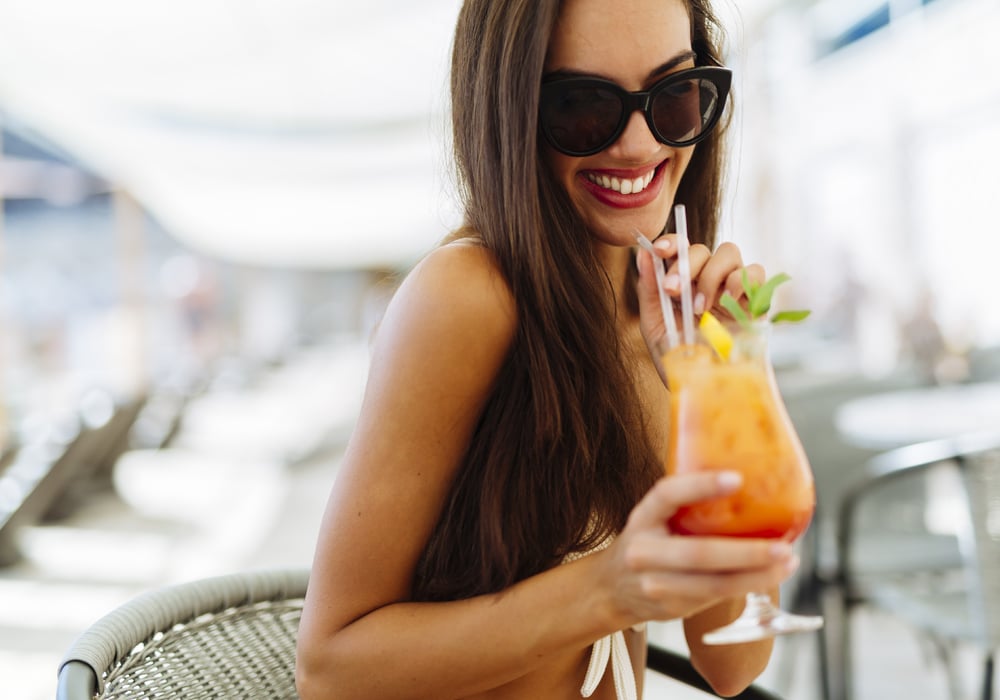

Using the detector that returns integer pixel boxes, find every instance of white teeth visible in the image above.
[586,169,656,195]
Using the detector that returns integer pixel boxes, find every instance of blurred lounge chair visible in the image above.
[821,431,1000,700]
[56,568,784,700]
[42,395,147,519]
[0,394,145,565]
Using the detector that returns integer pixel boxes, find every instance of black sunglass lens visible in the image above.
[651,78,720,144]
[542,85,623,154]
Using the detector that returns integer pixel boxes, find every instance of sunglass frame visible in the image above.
[539,66,733,157]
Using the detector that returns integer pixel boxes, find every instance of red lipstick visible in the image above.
[579,160,667,209]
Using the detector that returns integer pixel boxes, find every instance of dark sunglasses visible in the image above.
[538,66,732,157]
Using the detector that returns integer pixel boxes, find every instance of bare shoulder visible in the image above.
[300,240,518,643]
[376,240,517,368]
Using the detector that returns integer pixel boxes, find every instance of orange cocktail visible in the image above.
[662,331,814,542]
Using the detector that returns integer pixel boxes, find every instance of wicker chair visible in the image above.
[56,568,783,700]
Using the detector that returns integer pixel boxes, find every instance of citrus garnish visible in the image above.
[699,311,733,361]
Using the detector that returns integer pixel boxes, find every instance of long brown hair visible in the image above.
[412,0,731,601]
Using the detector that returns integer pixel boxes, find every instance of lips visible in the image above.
[579,160,667,209]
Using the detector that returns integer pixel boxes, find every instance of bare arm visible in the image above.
[683,589,781,697]
[295,244,621,699]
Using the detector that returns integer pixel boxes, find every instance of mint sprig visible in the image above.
[719,270,810,329]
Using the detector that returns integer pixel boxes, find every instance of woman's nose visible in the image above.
[606,109,662,160]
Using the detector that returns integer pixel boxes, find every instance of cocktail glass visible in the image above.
[662,323,823,644]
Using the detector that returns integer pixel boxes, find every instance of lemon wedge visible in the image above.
[699,311,733,360]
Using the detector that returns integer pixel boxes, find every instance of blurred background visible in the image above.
[0,0,998,698]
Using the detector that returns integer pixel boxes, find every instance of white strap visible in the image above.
[581,633,611,697]
[579,630,638,700]
[610,629,638,700]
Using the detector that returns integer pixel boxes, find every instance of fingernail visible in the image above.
[693,293,706,315]
[654,238,673,253]
[716,471,743,490]
[785,554,801,573]
[663,274,680,292]
[770,542,793,559]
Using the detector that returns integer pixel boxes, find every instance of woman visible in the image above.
[296,0,799,698]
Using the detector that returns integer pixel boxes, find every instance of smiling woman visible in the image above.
[295,1,796,699]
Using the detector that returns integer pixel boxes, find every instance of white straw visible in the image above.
[633,230,680,349]
[674,205,696,346]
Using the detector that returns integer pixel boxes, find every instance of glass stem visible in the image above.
[743,592,779,623]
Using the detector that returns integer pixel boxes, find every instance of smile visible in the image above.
[585,168,656,195]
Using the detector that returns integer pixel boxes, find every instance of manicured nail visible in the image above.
[693,292,706,315]
[654,238,673,253]
[716,471,743,490]
[663,274,680,292]
[770,542,793,559]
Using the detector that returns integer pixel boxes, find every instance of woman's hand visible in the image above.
[635,237,765,381]
[596,472,798,627]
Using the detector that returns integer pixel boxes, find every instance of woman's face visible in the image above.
[542,0,697,249]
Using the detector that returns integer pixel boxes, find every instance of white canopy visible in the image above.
[0,0,465,269]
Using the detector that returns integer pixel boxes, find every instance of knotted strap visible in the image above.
[580,628,639,700]
[563,534,640,700]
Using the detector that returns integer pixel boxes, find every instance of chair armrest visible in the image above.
[836,432,1000,586]
[55,660,99,700]
[56,568,310,696]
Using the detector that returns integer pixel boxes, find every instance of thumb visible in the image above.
[635,248,667,341]
[635,248,673,384]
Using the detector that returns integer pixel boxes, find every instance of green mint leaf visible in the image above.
[749,273,791,319]
[720,292,751,328]
[740,269,760,298]
[771,309,811,324]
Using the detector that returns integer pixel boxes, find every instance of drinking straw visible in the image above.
[634,230,680,350]
[674,205,696,346]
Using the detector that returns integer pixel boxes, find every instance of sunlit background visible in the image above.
[1,0,998,698]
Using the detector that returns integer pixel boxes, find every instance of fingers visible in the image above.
[690,242,741,314]
[648,238,762,317]
[627,473,742,531]
[714,261,764,316]
[625,473,796,581]
[635,247,668,344]
[625,530,795,574]
[610,474,801,623]
[724,261,764,298]
[632,559,797,602]
[671,242,741,315]
[634,247,661,314]
[633,236,766,382]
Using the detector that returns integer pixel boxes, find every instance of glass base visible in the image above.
[702,593,824,645]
